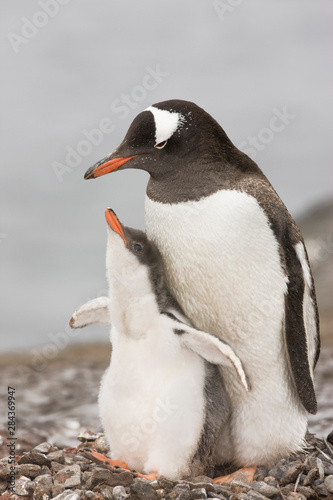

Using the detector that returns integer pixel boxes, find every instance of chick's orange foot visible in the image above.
[213,466,256,484]
[90,451,157,480]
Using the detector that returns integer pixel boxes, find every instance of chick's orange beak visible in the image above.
[85,155,138,179]
[105,209,127,247]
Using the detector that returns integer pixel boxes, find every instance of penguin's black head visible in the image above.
[105,208,163,272]
[84,99,234,182]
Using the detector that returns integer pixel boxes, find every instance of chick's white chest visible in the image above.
[99,300,206,478]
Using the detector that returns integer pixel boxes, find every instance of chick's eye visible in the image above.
[154,140,167,149]
[133,243,142,252]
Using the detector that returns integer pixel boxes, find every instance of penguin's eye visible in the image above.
[154,140,167,149]
[133,243,143,252]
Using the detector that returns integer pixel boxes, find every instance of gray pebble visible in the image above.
[324,474,333,493]
[52,482,66,497]
[94,435,110,454]
[0,464,11,481]
[33,442,54,454]
[269,460,303,486]
[15,475,35,495]
[86,467,133,489]
[286,493,306,500]
[18,450,52,468]
[250,480,279,497]
[100,486,114,499]
[188,481,215,493]
[157,475,176,489]
[168,483,192,500]
[54,464,81,489]
[130,479,158,499]
[52,491,81,500]
[253,466,268,482]
[303,467,319,486]
[113,485,130,499]
[48,450,65,463]
[33,473,53,499]
[77,430,102,442]
[314,482,329,496]
[246,491,271,500]
[0,480,7,494]
[18,463,41,479]
[190,487,207,499]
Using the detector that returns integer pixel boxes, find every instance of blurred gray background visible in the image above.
[1,0,333,352]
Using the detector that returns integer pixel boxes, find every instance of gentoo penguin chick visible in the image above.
[97,208,249,480]
[84,100,320,468]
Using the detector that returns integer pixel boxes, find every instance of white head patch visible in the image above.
[146,106,185,145]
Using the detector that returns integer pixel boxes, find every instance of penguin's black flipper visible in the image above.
[284,223,320,415]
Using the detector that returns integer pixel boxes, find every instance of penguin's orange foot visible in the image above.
[90,451,128,469]
[89,451,157,480]
[213,466,256,484]
[135,471,158,480]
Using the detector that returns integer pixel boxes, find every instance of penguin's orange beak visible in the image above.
[85,155,138,179]
[105,209,127,247]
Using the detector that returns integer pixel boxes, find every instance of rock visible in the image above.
[324,475,333,493]
[313,483,329,496]
[157,475,176,490]
[130,479,158,499]
[52,461,67,473]
[286,494,307,500]
[0,480,8,494]
[48,450,65,463]
[18,450,52,468]
[14,475,34,495]
[168,484,192,500]
[40,465,51,475]
[323,461,333,476]
[52,482,66,497]
[18,463,41,479]
[0,464,12,480]
[54,464,81,489]
[268,460,303,486]
[254,467,268,482]
[33,442,54,454]
[251,480,279,497]
[230,472,251,493]
[188,481,215,493]
[113,485,130,500]
[246,491,271,500]
[94,435,109,454]
[190,487,207,499]
[77,430,102,442]
[52,491,81,499]
[33,473,53,499]
[303,467,319,486]
[85,467,133,489]
[298,484,321,498]
[99,486,114,499]
[263,476,277,486]
[327,430,333,445]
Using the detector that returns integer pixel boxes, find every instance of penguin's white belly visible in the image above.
[145,190,307,466]
[99,328,206,479]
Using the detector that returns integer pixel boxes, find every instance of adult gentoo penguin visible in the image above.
[84,100,320,467]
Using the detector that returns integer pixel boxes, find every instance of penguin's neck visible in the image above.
[108,266,161,341]
[146,152,262,205]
